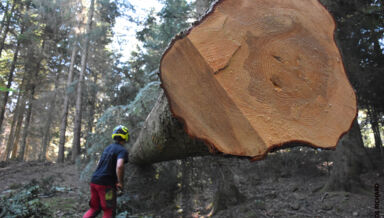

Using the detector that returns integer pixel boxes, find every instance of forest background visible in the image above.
[0,0,383,217]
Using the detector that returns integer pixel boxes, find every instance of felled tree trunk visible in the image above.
[130,0,357,163]
[129,92,210,165]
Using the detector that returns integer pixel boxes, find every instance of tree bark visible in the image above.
[194,0,213,18]
[4,92,23,160]
[85,70,98,147]
[19,40,45,161]
[160,0,357,159]
[4,74,27,160]
[0,28,23,134]
[13,99,26,160]
[15,94,27,160]
[57,44,78,163]
[129,91,210,165]
[4,77,27,161]
[324,119,371,192]
[72,0,95,162]
[208,157,245,216]
[368,107,383,157]
[4,110,18,160]
[18,84,36,161]
[40,70,60,161]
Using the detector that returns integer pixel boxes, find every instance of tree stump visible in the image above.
[159,0,357,160]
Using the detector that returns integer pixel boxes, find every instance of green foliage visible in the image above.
[0,179,52,217]
[97,0,120,25]
[0,0,137,162]
[0,86,20,92]
[129,0,193,76]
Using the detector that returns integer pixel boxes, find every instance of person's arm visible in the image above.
[116,158,125,190]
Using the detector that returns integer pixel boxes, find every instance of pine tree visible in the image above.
[72,0,95,162]
[57,44,78,163]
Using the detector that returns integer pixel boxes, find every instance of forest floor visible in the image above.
[0,161,87,217]
[0,148,383,218]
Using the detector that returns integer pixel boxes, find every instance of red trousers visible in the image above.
[83,183,116,218]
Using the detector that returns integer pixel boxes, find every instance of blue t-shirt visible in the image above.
[91,143,128,186]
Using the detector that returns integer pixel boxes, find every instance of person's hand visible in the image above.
[116,183,123,196]
[116,182,123,190]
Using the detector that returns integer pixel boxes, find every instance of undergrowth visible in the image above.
[0,178,54,217]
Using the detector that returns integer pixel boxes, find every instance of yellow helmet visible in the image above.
[112,125,129,142]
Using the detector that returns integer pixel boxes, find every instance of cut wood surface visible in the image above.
[160,0,357,159]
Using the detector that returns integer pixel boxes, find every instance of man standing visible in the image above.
[83,125,129,218]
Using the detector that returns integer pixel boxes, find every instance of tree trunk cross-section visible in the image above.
[160,0,357,159]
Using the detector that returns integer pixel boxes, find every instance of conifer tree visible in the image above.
[72,0,95,162]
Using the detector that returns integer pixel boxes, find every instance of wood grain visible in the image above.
[160,0,357,159]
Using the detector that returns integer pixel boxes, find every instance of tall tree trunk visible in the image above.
[0,29,22,133]
[40,71,60,161]
[4,93,23,160]
[12,101,26,159]
[324,119,372,192]
[14,94,27,160]
[19,85,36,161]
[0,0,15,58]
[368,107,383,157]
[4,74,27,160]
[4,110,18,160]
[5,76,27,160]
[19,40,45,161]
[9,75,25,161]
[10,126,19,159]
[57,45,78,163]
[370,29,384,157]
[208,157,245,216]
[85,71,97,147]
[72,0,95,162]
